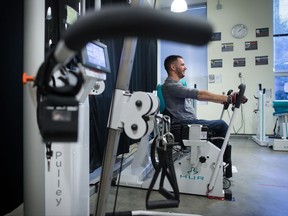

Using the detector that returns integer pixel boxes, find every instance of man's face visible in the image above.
[173,58,187,79]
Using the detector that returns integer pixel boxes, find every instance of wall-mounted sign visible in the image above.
[256,28,269,37]
[209,74,222,83]
[211,59,223,68]
[222,43,234,52]
[245,41,258,50]
[211,32,221,41]
[255,55,268,65]
[233,58,246,67]
[209,74,215,83]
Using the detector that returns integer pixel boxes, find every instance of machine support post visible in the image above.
[115,37,138,89]
[94,37,138,216]
[23,0,45,215]
[208,107,239,193]
[94,129,122,216]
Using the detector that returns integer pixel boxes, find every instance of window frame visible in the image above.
[273,0,288,100]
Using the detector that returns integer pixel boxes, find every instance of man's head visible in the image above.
[164,55,187,80]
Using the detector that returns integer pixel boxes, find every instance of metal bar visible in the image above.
[208,108,240,192]
[23,0,45,215]
[94,37,138,216]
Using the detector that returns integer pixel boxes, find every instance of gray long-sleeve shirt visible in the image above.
[162,77,198,123]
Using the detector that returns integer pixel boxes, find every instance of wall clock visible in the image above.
[231,24,248,39]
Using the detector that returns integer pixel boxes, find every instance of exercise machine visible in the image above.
[252,84,269,146]
[269,100,288,151]
[119,84,246,200]
[24,3,213,216]
[25,39,110,215]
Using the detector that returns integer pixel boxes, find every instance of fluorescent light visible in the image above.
[171,0,188,13]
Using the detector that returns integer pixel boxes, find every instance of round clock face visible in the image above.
[231,24,248,39]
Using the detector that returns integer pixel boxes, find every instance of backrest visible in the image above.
[156,79,188,114]
[156,84,166,113]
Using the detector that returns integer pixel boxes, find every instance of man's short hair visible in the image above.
[164,55,183,73]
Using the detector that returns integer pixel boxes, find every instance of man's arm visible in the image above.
[197,90,228,104]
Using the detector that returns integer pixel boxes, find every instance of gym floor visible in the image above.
[5,136,288,216]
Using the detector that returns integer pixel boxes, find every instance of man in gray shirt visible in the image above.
[162,55,247,177]
[162,55,236,146]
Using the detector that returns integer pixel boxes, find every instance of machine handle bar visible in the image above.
[235,83,246,109]
[223,89,233,110]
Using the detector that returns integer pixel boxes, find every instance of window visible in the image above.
[159,4,207,93]
[274,0,288,100]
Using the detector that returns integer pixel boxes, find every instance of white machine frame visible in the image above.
[119,127,224,197]
[270,111,288,151]
[43,65,107,215]
[252,84,269,146]
[119,105,242,199]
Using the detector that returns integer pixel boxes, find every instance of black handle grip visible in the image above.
[223,89,233,110]
[54,5,213,62]
[105,212,132,216]
[146,199,179,210]
[146,187,179,209]
[235,84,246,108]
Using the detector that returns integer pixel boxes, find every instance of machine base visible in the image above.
[270,138,288,151]
[252,135,269,146]
[224,189,233,201]
[118,141,228,199]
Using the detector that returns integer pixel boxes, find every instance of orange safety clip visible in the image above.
[22,72,34,84]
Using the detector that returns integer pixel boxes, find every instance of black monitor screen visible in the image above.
[81,41,111,73]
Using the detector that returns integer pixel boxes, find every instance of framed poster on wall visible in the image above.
[245,41,258,50]
[222,43,234,52]
[256,28,269,37]
[211,32,221,41]
[211,59,223,68]
[255,55,268,65]
[233,58,246,67]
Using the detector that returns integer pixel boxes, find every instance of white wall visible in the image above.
[188,0,273,135]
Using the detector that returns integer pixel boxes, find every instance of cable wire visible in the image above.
[112,152,125,215]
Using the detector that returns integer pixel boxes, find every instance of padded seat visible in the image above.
[273,100,288,116]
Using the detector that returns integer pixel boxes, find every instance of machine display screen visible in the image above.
[81,41,111,73]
